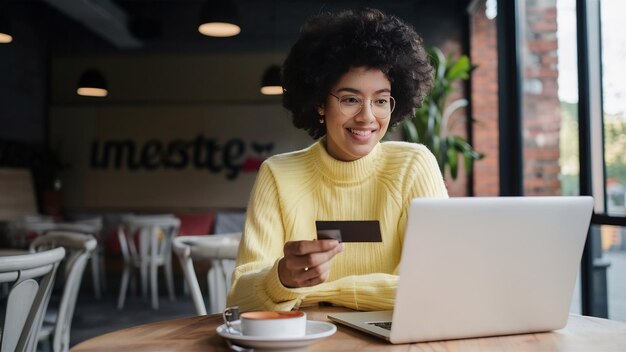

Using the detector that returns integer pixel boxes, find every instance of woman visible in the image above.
[227,8,448,312]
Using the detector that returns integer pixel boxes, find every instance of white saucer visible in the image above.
[216,320,337,349]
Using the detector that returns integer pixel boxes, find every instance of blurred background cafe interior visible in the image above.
[0,0,625,349]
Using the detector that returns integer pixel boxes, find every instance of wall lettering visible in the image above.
[90,134,274,180]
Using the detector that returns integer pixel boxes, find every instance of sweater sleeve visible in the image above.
[227,162,308,312]
[394,145,449,269]
[297,273,398,311]
[409,145,449,199]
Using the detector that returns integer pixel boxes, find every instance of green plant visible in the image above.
[401,47,484,180]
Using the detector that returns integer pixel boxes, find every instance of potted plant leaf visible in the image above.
[401,47,484,180]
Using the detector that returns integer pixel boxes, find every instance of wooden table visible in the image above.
[71,306,626,351]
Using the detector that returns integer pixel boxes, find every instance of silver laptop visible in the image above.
[328,196,594,344]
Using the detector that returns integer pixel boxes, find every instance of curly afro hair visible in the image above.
[282,8,433,139]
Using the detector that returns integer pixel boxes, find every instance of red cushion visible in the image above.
[105,212,216,255]
[106,228,122,255]
[175,212,216,236]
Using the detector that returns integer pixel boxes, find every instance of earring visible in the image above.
[319,117,325,124]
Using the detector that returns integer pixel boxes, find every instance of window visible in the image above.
[520,0,578,197]
[504,0,626,320]
[601,0,626,218]
[598,0,626,321]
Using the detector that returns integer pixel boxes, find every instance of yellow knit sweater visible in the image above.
[227,139,448,312]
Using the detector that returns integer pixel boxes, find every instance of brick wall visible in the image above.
[469,0,561,196]
[522,0,562,195]
[470,0,500,196]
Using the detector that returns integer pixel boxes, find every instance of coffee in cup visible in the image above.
[223,307,307,337]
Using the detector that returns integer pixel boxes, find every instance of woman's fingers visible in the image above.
[285,239,342,256]
[284,260,332,287]
[288,244,343,270]
[300,259,332,281]
[278,239,343,288]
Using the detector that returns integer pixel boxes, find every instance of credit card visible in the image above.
[315,220,382,242]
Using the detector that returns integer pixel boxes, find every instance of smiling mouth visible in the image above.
[348,128,374,136]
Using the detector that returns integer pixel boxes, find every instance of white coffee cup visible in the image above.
[239,311,307,337]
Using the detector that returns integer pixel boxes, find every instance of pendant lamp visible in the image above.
[0,9,13,44]
[198,0,241,37]
[260,65,282,95]
[77,69,108,97]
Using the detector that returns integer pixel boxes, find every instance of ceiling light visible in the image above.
[77,70,108,97]
[0,9,13,44]
[198,0,241,37]
[260,65,283,95]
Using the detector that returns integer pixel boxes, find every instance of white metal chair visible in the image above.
[51,218,105,299]
[10,216,105,299]
[0,247,65,352]
[117,215,180,310]
[172,233,240,315]
[30,231,97,352]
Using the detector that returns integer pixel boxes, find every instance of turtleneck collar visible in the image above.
[311,137,382,184]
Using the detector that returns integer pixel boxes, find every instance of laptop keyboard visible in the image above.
[367,321,392,330]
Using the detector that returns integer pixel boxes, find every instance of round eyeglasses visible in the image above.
[329,93,396,119]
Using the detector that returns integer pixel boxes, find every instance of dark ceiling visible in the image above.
[3,0,472,55]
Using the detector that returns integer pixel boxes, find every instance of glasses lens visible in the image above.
[371,96,395,119]
[338,95,362,117]
[334,94,395,119]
